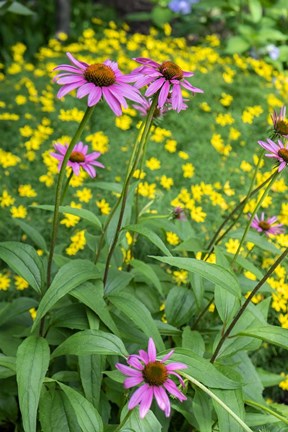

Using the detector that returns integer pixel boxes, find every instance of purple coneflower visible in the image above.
[116,338,187,418]
[53,53,143,116]
[271,106,288,139]
[132,58,203,112]
[51,141,104,178]
[250,212,284,236]
[133,93,188,118]
[258,138,288,172]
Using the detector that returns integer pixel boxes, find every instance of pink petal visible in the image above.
[88,87,102,107]
[181,79,204,93]
[83,164,96,178]
[102,87,122,116]
[115,363,143,377]
[66,52,88,70]
[139,386,153,418]
[171,84,183,112]
[128,384,147,409]
[165,362,187,371]
[147,338,157,362]
[145,78,166,97]
[57,76,85,85]
[161,350,174,362]
[127,356,144,370]
[57,82,82,99]
[164,378,187,401]
[158,81,170,107]
[153,386,171,416]
[124,376,144,389]
[77,82,96,99]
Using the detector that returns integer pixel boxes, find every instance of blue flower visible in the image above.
[168,0,199,15]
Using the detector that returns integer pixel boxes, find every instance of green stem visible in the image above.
[103,96,158,286]
[60,169,73,205]
[94,123,147,265]
[231,170,279,266]
[182,372,253,432]
[245,399,288,425]
[114,408,133,432]
[210,245,288,363]
[205,153,270,258]
[46,106,95,289]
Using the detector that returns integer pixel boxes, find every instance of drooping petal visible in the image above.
[128,384,147,409]
[158,81,170,107]
[88,87,102,107]
[145,77,166,97]
[164,378,187,401]
[82,163,96,178]
[77,82,96,99]
[165,362,188,371]
[102,87,122,116]
[66,52,88,70]
[139,386,154,418]
[127,356,144,370]
[153,386,171,416]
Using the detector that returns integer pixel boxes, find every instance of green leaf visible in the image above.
[151,256,241,297]
[16,336,50,432]
[8,1,34,15]
[213,386,245,432]
[257,368,283,388]
[79,355,105,409]
[182,327,205,357]
[193,389,213,432]
[0,241,44,294]
[58,382,103,432]
[51,330,128,358]
[169,348,239,389]
[13,219,47,251]
[225,36,250,54]
[248,0,262,22]
[120,404,162,432]
[238,325,288,349]
[151,5,173,27]
[32,260,100,331]
[127,224,172,256]
[130,259,163,296]
[108,291,165,351]
[39,386,81,432]
[173,236,204,253]
[33,205,102,230]
[165,286,195,327]
[0,297,37,326]
[70,281,120,336]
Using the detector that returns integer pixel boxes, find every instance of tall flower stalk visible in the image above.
[46,106,95,288]
[102,96,159,285]
[231,169,279,266]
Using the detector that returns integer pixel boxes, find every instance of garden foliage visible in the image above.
[0,18,288,432]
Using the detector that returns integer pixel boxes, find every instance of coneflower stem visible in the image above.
[210,246,288,363]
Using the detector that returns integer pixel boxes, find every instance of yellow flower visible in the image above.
[225,238,242,254]
[182,162,195,178]
[199,102,211,112]
[137,182,156,199]
[220,93,233,107]
[215,113,234,126]
[115,114,132,130]
[0,273,10,291]
[75,187,93,203]
[245,291,263,304]
[60,201,81,228]
[0,149,20,168]
[240,161,252,172]
[244,271,257,281]
[173,270,188,285]
[166,231,180,246]
[165,139,177,153]
[86,131,109,153]
[160,175,174,190]
[279,373,288,391]
[58,108,84,122]
[18,184,37,198]
[133,169,146,179]
[229,127,241,141]
[15,95,27,105]
[0,190,15,207]
[178,151,189,160]
[190,206,206,223]
[66,230,86,255]
[96,199,111,215]
[11,205,27,219]
[14,275,29,290]
[146,157,161,170]
[29,308,37,320]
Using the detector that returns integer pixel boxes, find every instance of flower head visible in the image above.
[171,206,187,220]
[169,0,199,14]
[258,138,288,172]
[133,93,188,119]
[116,338,187,418]
[132,58,203,112]
[51,141,104,178]
[54,53,143,116]
[250,212,284,236]
[271,106,288,139]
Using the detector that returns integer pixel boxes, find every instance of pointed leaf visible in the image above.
[51,330,128,358]
[130,259,163,296]
[238,325,288,349]
[13,219,47,251]
[58,382,103,432]
[151,256,241,297]
[0,241,44,294]
[33,205,102,230]
[32,260,100,331]
[109,291,165,351]
[126,224,172,256]
[16,336,50,432]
